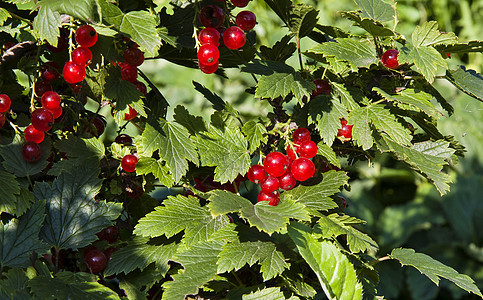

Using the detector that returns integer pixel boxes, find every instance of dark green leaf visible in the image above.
[373,87,439,117]
[316,142,341,168]
[173,105,207,135]
[242,120,268,153]
[193,81,226,111]
[309,96,348,146]
[49,137,104,176]
[263,0,292,25]
[119,10,161,55]
[289,4,318,39]
[342,11,395,36]
[135,157,174,188]
[259,35,297,62]
[436,40,483,53]
[256,71,314,104]
[242,287,292,300]
[0,171,20,215]
[445,66,483,102]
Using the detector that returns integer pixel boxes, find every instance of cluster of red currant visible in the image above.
[63,25,97,84]
[247,128,317,206]
[197,0,256,74]
[83,225,120,274]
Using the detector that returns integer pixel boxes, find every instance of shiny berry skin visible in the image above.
[299,140,317,158]
[51,106,63,119]
[84,247,107,273]
[0,114,5,129]
[133,80,147,95]
[75,25,98,47]
[34,81,52,99]
[292,128,311,143]
[291,158,315,181]
[124,106,138,121]
[247,164,267,184]
[312,79,331,97]
[198,44,219,66]
[63,61,86,83]
[0,94,11,113]
[24,125,45,144]
[90,117,105,137]
[199,5,224,28]
[260,176,280,194]
[381,49,399,69]
[236,11,256,31]
[121,64,137,82]
[337,119,353,140]
[257,190,279,204]
[286,143,300,160]
[199,61,219,74]
[268,196,280,206]
[123,48,144,66]
[97,226,119,243]
[114,134,133,145]
[40,91,61,110]
[22,142,42,162]
[71,47,92,68]
[121,154,138,172]
[198,28,221,47]
[31,108,54,132]
[40,62,60,82]
[264,152,289,177]
[278,172,296,190]
[231,0,250,7]
[223,26,246,50]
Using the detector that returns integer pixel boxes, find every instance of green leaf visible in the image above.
[373,87,439,117]
[162,240,224,300]
[134,195,229,246]
[445,66,483,102]
[390,248,482,297]
[350,104,412,150]
[309,97,348,146]
[33,3,60,46]
[310,38,378,71]
[436,40,483,53]
[288,222,363,300]
[259,35,297,62]
[282,170,348,215]
[412,21,458,47]
[40,0,100,23]
[98,0,123,26]
[0,201,47,268]
[49,137,104,176]
[242,287,293,300]
[135,157,174,188]
[0,8,10,25]
[314,214,378,253]
[14,188,35,217]
[256,71,315,104]
[194,125,250,184]
[35,166,122,250]
[0,171,20,215]
[289,4,318,39]
[193,81,226,111]
[0,268,30,297]
[242,121,268,153]
[119,10,161,56]
[173,105,207,135]
[316,142,341,168]
[399,45,447,83]
[330,82,360,111]
[354,0,394,22]
[0,135,51,177]
[342,11,395,37]
[105,237,177,276]
[375,135,455,195]
[263,0,292,26]
[110,142,131,160]
[217,241,289,281]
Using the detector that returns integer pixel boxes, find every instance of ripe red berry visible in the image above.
[299,140,317,158]
[97,226,119,244]
[199,61,219,74]
[278,172,296,190]
[198,44,220,66]
[292,128,311,143]
[124,106,138,121]
[71,47,93,68]
[121,154,138,172]
[291,158,315,181]
[31,108,54,132]
[63,61,86,83]
[286,143,300,160]
[24,125,45,144]
[0,94,11,113]
[132,80,147,95]
[312,79,331,97]
[84,247,107,273]
[260,176,280,194]
[257,190,279,203]
[34,80,52,99]
[51,106,63,120]
[114,134,133,145]
[40,91,61,110]
[223,26,246,50]
[0,114,5,129]
[381,49,399,69]
[40,62,60,82]
[231,0,250,7]
[337,119,353,140]
[89,117,105,137]
[75,25,98,48]
[264,152,289,177]
[123,47,144,66]
[236,11,256,31]
[121,64,137,82]
[198,28,221,46]
[247,164,267,184]
[104,247,118,261]
[199,5,224,28]
[22,141,42,162]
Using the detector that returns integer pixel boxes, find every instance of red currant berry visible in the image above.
[235,11,256,31]
[199,5,224,28]
[121,154,138,172]
[381,49,399,69]
[114,134,133,145]
[97,226,119,244]
[84,247,107,273]
[260,176,280,194]
[51,106,63,119]
[63,61,86,83]
[40,91,61,110]
[34,80,52,99]
[89,117,105,137]
[299,140,317,158]
[198,28,221,47]
[268,196,280,206]
[223,26,246,50]
[286,143,300,160]
[312,79,331,97]
[133,80,147,95]
[22,141,42,162]
[123,47,144,66]
[104,247,118,260]
[247,164,267,184]
[0,113,5,129]
[71,47,93,68]
[124,106,138,121]
[24,125,45,144]
[199,61,219,74]
[292,128,311,143]
[337,119,353,140]
[0,94,11,113]
[75,25,98,48]
[198,44,220,66]
[264,152,289,177]
[231,0,250,7]
[257,190,279,203]
[40,62,60,82]
[121,64,137,82]
[31,108,54,132]
[278,172,296,190]
[291,158,315,182]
